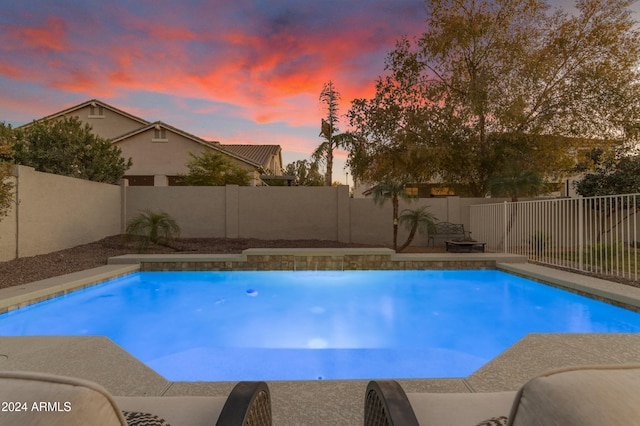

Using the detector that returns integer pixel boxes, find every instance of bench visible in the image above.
[428,222,471,247]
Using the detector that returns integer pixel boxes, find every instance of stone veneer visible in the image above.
[136,248,513,272]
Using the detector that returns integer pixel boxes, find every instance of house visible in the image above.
[354,135,605,199]
[19,99,285,186]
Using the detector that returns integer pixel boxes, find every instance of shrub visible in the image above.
[126,209,180,251]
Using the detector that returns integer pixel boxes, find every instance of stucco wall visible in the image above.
[124,185,352,241]
[237,186,349,241]
[116,131,264,186]
[125,186,227,238]
[116,130,210,176]
[69,105,146,140]
[349,197,471,246]
[123,186,470,247]
[0,175,17,261]
[0,166,122,261]
[2,174,491,262]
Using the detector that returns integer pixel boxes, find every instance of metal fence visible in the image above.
[470,194,640,281]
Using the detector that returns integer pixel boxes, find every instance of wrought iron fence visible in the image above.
[470,194,640,281]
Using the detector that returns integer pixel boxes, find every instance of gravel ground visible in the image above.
[1,235,637,290]
[0,235,384,289]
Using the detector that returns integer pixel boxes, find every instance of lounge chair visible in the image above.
[0,371,271,426]
[364,364,640,426]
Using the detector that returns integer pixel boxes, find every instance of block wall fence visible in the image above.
[0,166,501,262]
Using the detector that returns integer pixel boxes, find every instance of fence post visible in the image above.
[336,185,351,243]
[13,166,20,260]
[578,196,584,271]
[635,195,638,281]
[503,201,508,253]
[120,178,128,235]
[225,185,240,238]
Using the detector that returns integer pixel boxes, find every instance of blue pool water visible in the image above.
[1,270,640,381]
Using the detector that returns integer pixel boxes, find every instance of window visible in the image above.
[168,176,187,186]
[152,127,167,141]
[124,175,154,186]
[405,187,419,197]
[88,104,104,118]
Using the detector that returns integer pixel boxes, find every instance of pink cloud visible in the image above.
[0,63,24,80]
[1,0,427,162]
[2,16,67,52]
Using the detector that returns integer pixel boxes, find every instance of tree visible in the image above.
[284,160,324,186]
[179,150,251,186]
[575,152,640,197]
[372,179,415,251]
[488,163,545,202]
[0,123,15,220]
[14,116,131,184]
[397,206,438,252]
[313,81,355,186]
[349,0,640,196]
[126,209,181,251]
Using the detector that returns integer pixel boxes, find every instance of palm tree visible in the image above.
[397,206,438,252]
[313,81,357,186]
[126,209,180,251]
[372,179,414,251]
[312,128,355,186]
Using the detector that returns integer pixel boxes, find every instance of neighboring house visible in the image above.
[359,182,455,199]
[354,137,603,199]
[223,144,282,175]
[19,99,285,186]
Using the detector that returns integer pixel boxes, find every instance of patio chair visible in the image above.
[0,371,271,426]
[364,364,640,426]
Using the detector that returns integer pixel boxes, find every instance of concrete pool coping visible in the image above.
[1,251,639,425]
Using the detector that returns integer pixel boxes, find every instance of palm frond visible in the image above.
[125,209,180,251]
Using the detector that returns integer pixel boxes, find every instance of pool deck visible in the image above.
[1,252,640,425]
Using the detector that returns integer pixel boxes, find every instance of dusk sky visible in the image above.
[1,0,638,184]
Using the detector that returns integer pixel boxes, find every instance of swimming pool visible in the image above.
[1,270,639,381]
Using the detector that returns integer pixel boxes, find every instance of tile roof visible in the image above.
[112,122,262,168]
[17,99,149,129]
[20,99,281,171]
[222,144,281,168]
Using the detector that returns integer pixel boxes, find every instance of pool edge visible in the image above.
[497,262,640,311]
[1,253,640,425]
[0,264,140,314]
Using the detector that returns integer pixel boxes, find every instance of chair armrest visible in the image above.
[216,381,272,426]
[364,380,419,426]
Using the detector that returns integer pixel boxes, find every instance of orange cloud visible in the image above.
[0,63,24,80]
[1,0,428,158]
[4,16,67,52]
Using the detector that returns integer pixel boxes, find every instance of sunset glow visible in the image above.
[1,0,637,180]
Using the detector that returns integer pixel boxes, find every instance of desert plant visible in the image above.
[397,206,438,252]
[126,209,180,251]
[372,179,416,251]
